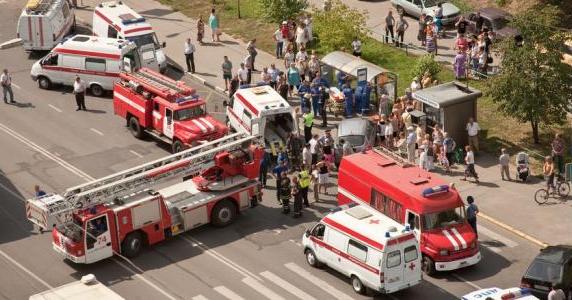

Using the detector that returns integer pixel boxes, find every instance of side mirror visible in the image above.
[305,229,311,237]
[162,41,166,48]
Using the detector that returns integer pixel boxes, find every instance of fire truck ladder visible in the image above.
[51,132,258,221]
[129,68,187,97]
[373,146,412,167]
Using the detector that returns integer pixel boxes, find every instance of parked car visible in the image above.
[463,7,520,40]
[390,0,460,25]
[520,245,572,299]
[334,118,375,166]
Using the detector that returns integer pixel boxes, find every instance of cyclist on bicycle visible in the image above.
[543,156,555,192]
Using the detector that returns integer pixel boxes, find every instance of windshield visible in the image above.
[174,104,206,121]
[422,206,465,230]
[342,135,365,147]
[57,216,84,243]
[526,260,563,282]
[126,33,160,49]
[424,0,439,7]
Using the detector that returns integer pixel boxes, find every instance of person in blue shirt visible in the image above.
[312,71,330,89]
[336,71,348,90]
[466,196,479,237]
[259,150,271,187]
[310,83,321,117]
[362,82,372,115]
[34,185,46,198]
[342,84,354,117]
[297,81,311,110]
[354,84,364,116]
[276,150,289,172]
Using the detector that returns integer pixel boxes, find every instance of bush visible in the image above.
[312,0,369,52]
[257,0,308,23]
[411,54,441,80]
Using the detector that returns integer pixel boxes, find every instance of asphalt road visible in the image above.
[0,0,550,299]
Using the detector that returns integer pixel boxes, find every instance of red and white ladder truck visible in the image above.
[25,132,264,264]
[113,67,228,153]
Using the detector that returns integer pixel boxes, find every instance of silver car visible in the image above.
[334,118,375,166]
[391,0,461,25]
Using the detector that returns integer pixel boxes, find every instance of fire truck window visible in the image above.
[404,246,418,263]
[348,240,368,262]
[85,58,106,72]
[166,109,173,123]
[311,224,325,239]
[386,250,401,268]
[108,26,118,39]
[86,216,108,249]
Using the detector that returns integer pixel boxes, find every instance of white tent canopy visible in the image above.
[321,51,393,82]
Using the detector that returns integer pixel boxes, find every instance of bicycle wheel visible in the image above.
[557,182,571,198]
[534,189,549,204]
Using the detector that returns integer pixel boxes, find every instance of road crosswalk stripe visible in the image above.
[192,295,209,300]
[214,286,245,300]
[242,277,285,300]
[260,271,317,300]
[285,262,355,300]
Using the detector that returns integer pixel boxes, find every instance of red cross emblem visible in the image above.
[369,219,380,224]
[409,262,415,270]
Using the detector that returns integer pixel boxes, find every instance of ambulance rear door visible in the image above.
[381,242,405,292]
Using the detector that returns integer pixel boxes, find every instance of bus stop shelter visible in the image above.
[320,51,398,110]
[412,82,482,146]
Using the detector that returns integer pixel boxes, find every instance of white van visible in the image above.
[302,204,422,295]
[30,35,140,96]
[227,85,298,155]
[17,0,76,51]
[93,1,166,72]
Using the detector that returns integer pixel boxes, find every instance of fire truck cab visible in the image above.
[113,68,228,153]
[337,149,481,275]
[93,1,166,72]
[303,204,422,295]
[227,85,298,154]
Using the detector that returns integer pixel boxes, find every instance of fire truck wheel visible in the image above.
[38,76,52,90]
[128,117,144,139]
[304,249,322,268]
[172,140,185,153]
[211,200,236,227]
[90,84,105,97]
[422,255,436,276]
[121,232,143,258]
[351,275,367,295]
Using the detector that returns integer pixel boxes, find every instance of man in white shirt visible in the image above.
[466,117,481,152]
[309,134,319,165]
[1,69,14,104]
[302,143,312,170]
[406,126,417,163]
[548,286,566,300]
[73,76,86,111]
[184,38,196,73]
[243,54,253,84]
[273,27,284,59]
[351,37,362,57]
[237,63,248,86]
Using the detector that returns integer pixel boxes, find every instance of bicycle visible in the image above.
[534,175,571,204]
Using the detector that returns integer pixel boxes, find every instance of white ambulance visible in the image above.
[302,204,422,295]
[227,85,298,154]
[30,35,140,96]
[92,1,166,72]
[17,0,76,51]
[462,287,539,300]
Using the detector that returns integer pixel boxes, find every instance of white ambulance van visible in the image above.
[30,35,140,96]
[17,0,76,51]
[92,1,166,72]
[462,287,539,300]
[302,204,422,295]
[227,85,298,155]
[30,274,124,300]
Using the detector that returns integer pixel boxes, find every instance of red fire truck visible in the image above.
[337,147,481,275]
[113,68,228,153]
[25,133,263,264]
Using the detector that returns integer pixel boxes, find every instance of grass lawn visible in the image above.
[160,0,568,170]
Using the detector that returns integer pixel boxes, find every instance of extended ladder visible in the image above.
[373,146,411,167]
[121,68,192,101]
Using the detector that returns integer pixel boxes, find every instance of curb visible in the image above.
[0,38,22,50]
[479,212,549,248]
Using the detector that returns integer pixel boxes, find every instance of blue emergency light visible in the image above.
[176,94,200,104]
[422,185,449,197]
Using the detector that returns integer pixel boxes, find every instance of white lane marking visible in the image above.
[182,235,263,281]
[288,239,302,247]
[284,263,354,300]
[242,277,285,300]
[214,286,245,300]
[478,225,518,248]
[192,295,209,300]
[0,122,179,299]
[11,83,21,90]
[129,150,144,158]
[451,227,467,249]
[260,271,317,300]
[48,104,62,113]
[451,273,482,290]
[90,128,104,136]
[442,229,460,251]
[0,250,52,289]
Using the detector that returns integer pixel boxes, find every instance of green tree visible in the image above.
[313,0,369,52]
[485,5,572,143]
[411,54,441,82]
[258,0,308,23]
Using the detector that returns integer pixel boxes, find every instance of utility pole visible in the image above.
[237,0,241,19]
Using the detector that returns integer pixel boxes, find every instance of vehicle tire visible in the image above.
[422,255,436,276]
[396,6,405,16]
[172,140,185,153]
[128,116,144,139]
[121,231,143,258]
[534,189,549,205]
[90,84,105,97]
[305,249,322,268]
[351,275,367,295]
[38,76,52,90]
[211,199,237,227]
[557,182,570,198]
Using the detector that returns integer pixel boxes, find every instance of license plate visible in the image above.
[535,285,549,291]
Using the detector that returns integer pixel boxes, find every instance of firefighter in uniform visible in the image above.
[291,176,302,218]
[287,132,303,171]
[298,167,311,207]
[279,176,292,214]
